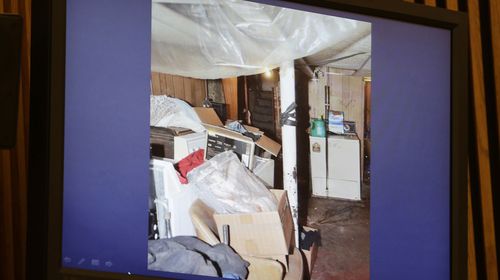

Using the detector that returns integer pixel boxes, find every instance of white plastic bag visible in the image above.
[150,95,205,132]
[187,151,278,214]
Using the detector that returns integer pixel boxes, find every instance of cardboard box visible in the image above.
[301,226,319,275]
[193,107,281,170]
[213,189,294,258]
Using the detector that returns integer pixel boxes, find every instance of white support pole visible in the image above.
[279,60,299,246]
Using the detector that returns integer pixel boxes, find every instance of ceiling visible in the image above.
[151,0,371,79]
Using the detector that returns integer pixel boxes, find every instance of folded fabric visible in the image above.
[225,121,248,134]
[176,149,205,184]
[148,236,249,279]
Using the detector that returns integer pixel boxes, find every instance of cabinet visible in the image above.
[309,135,361,200]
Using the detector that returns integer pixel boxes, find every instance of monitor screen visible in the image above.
[59,0,457,279]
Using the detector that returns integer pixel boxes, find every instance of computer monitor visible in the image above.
[28,0,468,279]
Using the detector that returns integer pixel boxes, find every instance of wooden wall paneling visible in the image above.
[151,72,161,95]
[222,77,238,120]
[0,1,30,280]
[469,167,478,280]
[156,72,165,95]
[13,4,29,276]
[201,79,208,106]
[326,72,365,181]
[172,75,185,100]
[164,73,173,96]
[341,76,349,117]
[350,76,365,142]
[19,0,30,146]
[14,85,27,280]
[183,77,194,105]
[1,150,15,280]
[364,81,371,132]
[193,79,205,106]
[10,0,19,11]
[468,0,499,279]
[424,0,437,6]
[363,81,371,171]
[327,73,365,141]
[490,0,500,149]
[151,72,209,107]
[446,0,459,10]
[307,66,328,119]
[159,72,167,95]
[328,72,342,113]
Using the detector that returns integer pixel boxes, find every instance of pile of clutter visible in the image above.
[148,95,318,279]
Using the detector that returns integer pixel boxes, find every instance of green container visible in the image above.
[311,118,326,137]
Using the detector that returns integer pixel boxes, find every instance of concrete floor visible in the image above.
[305,186,370,280]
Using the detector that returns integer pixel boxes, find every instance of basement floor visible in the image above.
[305,186,370,280]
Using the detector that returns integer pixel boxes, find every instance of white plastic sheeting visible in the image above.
[150,95,205,132]
[152,0,371,79]
[188,151,278,214]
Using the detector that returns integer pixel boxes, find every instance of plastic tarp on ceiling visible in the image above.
[152,0,371,79]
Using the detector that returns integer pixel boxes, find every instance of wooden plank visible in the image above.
[172,75,185,100]
[193,79,205,107]
[329,74,343,112]
[150,72,156,94]
[158,72,166,95]
[468,0,499,279]
[490,0,500,152]
[200,79,207,106]
[424,0,437,6]
[0,1,30,280]
[19,0,31,149]
[446,0,459,10]
[158,73,165,95]
[151,72,161,95]
[165,73,174,97]
[14,78,27,280]
[10,0,19,12]
[1,150,15,280]
[183,77,194,105]
[468,167,478,280]
[222,77,238,120]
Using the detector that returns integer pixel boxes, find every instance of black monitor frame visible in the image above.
[27,0,468,279]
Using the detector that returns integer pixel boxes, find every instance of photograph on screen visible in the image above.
[147,1,371,279]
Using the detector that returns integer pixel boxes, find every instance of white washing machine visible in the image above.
[309,135,361,200]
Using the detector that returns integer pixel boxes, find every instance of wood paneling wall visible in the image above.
[308,68,366,178]
[0,1,30,280]
[221,77,238,120]
[151,72,207,107]
[326,72,365,145]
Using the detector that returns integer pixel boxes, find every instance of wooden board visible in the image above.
[468,0,498,279]
[151,72,207,106]
[222,77,238,120]
[0,1,31,280]
[490,0,500,152]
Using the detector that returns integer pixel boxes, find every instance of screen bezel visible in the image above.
[27,0,468,279]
